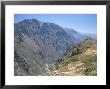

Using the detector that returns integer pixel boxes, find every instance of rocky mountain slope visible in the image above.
[52,38,97,76]
[64,28,87,44]
[14,19,74,75]
[14,19,96,76]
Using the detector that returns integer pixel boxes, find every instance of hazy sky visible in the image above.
[14,14,97,34]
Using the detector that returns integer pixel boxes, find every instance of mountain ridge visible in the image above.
[14,18,96,76]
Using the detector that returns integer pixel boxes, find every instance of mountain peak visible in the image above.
[14,18,97,76]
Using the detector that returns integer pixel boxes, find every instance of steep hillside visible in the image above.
[64,28,97,44]
[52,38,97,76]
[14,18,97,76]
[64,28,87,44]
[14,19,74,76]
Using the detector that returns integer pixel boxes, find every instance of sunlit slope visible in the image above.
[52,38,97,76]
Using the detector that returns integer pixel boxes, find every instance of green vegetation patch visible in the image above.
[80,54,97,62]
[62,55,79,66]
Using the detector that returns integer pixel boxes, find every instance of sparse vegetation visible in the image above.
[52,38,97,76]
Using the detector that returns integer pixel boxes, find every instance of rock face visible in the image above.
[14,19,74,76]
[14,19,96,76]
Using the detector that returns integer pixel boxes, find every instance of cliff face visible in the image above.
[14,19,74,75]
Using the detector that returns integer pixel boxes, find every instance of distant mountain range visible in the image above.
[64,28,96,44]
[14,19,96,76]
[81,32,97,40]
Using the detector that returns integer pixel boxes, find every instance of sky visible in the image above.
[14,14,97,34]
